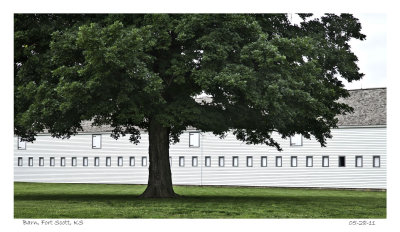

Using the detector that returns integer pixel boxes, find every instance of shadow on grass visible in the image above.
[14,193,383,204]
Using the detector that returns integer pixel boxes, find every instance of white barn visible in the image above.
[14,88,386,189]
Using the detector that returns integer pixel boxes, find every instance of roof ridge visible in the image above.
[347,87,387,91]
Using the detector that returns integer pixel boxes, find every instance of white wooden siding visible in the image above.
[14,127,386,189]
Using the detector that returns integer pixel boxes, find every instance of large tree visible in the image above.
[14,14,365,197]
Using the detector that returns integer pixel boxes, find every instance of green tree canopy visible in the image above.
[14,14,365,197]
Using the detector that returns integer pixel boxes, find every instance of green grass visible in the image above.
[14,182,386,218]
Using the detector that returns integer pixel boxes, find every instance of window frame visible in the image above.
[106,156,111,166]
[94,157,100,167]
[189,132,200,148]
[246,156,253,167]
[18,157,23,166]
[192,156,198,167]
[60,157,65,167]
[276,156,282,167]
[355,156,363,167]
[232,156,239,167]
[83,157,89,166]
[129,157,135,167]
[71,157,77,166]
[39,157,44,166]
[17,136,26,150]
[322,156,329,167]
[142,156,147,167]
[50,157,55,166]
[179,156,185,167]
[306,156,313,167]
[117,156,123,166]
[92,134,102,149]
[290,134,303,146]
[261,156,267,167]
[28,157,33,166]
[338,156,346,167]
[291,156,297,167]
[218,156,225,167]
[205,156,211,167]
[373,156,381,168]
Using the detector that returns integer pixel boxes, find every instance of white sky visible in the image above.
[345,13,387,89]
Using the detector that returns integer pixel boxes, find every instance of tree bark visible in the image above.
[139,119,179,198]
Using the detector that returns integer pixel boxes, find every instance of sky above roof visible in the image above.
[345,13,387,90]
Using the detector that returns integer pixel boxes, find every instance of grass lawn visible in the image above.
[14,182,386,218]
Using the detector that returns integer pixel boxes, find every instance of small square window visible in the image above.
[205,156,211,167]
[192,156,198,167]
[179,156,185,167]
[232,156,239,167]
[18,157,23,166]
[72,157,77,166]
[60,157,65,167]
[39,157,44,166]
[339,156,346,167]
[246,156,253,167]
[94,157,100,166]
[189,132,200,148]
[291,156,297,167]
[219,156,225,167]
[28,157,33,166]
[276,156,282,167]
[169,157,172,166]
[117,157,123,166]
[306,156,313,167]
[261,156,267,167]
[106,157,111,166]
[355,156,363,167]
[129,157,135,166]
[322,156,329,167]
[83,157,89,166]
[373,156,380,167]
[142,157,147,166]
[17,137,26,150]
[290,134,302,146]
[50,157,55,166]
[92,134,102,149]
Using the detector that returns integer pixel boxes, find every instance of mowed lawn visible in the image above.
[14,182,386,218]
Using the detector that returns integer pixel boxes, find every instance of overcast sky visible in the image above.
[345,13,387,90]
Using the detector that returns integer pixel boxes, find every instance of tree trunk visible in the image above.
[139,119,179,198]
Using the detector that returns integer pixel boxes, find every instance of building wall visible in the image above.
[14,126,386,189]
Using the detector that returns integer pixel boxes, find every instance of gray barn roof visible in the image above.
[336,87,386,127]
[79,121,115,133]
[79,88,386,132]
